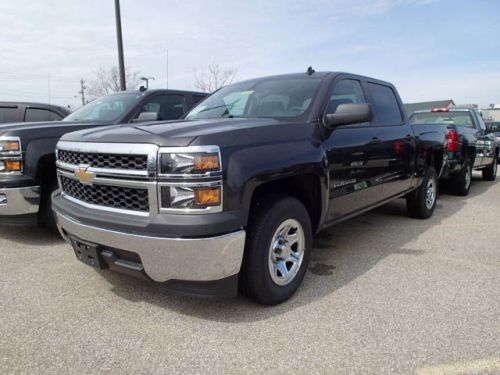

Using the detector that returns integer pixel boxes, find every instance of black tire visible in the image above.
[450,159,472,196]
[406,166,438,219]
[240,195,312,305]
[38,178,59,233]
[482,157,497,181]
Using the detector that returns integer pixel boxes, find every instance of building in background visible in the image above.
[404,99,456,116]
[481,104,500,122]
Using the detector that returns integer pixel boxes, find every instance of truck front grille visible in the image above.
[60,176,149,212]
[58,150,148,171]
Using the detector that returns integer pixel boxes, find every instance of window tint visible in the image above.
[137,95,187,121]
[0,107,18,123]
[326,79,366,114]
[25,108,62,122]
[192,95,206,105]
[367,83,402,125]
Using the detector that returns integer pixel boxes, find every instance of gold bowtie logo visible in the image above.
[74,165,95,184]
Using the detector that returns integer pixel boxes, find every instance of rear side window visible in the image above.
[136,95,187,121]
[367,83,402,125]
[25,108,62,122]
[0,107,18,123]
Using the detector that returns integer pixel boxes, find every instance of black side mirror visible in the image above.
[133,111,160,123]
[323,103,373,129]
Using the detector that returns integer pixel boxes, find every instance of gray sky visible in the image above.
[1,0,499,109]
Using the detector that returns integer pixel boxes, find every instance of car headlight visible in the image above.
[157,146,222,213]
[0,137,22,174]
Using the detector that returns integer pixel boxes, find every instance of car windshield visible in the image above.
[409,111,474,127]
[185,77,322,120]
[63,93,142,122]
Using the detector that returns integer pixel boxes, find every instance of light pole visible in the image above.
[140,76,155,90]
[114,0,126,91]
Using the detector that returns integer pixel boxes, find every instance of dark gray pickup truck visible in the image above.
[410,108,498,195]
[53,72,447,305]
[0,89,206,230]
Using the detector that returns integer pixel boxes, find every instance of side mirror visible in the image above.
[323,103,373,129]
[133,111,159,123]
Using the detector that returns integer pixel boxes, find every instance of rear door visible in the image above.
[0,105,21,123]
[365,82,416,199]
[324,77,383,222]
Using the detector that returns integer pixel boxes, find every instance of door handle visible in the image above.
[370,137,382,144]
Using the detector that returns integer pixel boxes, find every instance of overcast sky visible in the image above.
[0,0,498,109]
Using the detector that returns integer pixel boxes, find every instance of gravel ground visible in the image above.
[1,173,499,375]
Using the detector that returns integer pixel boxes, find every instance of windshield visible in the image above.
[409,111,474,128]
[185,77,322,120]
[64,93,142,122]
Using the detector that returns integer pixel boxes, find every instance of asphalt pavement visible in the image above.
[1,173,499,374]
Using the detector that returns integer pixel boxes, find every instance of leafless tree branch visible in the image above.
[193,64,237,93]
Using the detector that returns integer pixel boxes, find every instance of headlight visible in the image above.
[0,137,22,174]
[159,146,221,175]
[160,185,222,209]
[157,145,222,213]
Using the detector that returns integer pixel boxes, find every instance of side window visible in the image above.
[474,111,487,131]
[0,106,18,123]
[367,83,403,125]
[25,108,62,122]
[136,95,187,121]
[192,95,206,105]
[326,79,366,115]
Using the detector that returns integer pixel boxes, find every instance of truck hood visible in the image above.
[60,118,296,147]
[0,120,109,134]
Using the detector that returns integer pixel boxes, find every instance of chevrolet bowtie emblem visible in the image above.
[74,165,95,185]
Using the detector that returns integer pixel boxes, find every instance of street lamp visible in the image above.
[140,76,155,90]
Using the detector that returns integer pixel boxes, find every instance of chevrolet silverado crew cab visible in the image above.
[410,108,498,196]
[53,72,447,305]
[0,89,206,230]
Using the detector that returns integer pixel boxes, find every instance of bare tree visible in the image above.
[87,66,141,97]
[193,64,237,93]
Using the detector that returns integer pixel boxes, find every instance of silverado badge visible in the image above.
[74,165,95,185]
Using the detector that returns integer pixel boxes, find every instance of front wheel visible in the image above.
[482,157,497,181]
[406,166,438,219]
[38,179,59,234]
[240,195,312,305]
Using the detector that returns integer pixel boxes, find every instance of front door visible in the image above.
[324,78,383,222]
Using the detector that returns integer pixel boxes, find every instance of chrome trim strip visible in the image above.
[60,193,150,217]
[57,141,158,155]
[58,169,156,189]
[56,161,150,178]
[55,210,245,282]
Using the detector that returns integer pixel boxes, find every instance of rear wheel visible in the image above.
[450,159,472,196]
[482,157,497,181]
[240,195,312,305]
[406,166,438,219]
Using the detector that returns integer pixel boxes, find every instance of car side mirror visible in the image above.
[323,103,373,129]
[133,111,159,123]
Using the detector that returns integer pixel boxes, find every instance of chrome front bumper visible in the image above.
[54,211,246,283]
[0,186,40,215]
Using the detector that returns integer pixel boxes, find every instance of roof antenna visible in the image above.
[306,66,315,76]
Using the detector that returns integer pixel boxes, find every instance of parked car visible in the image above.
[52,72,447,305]
[0,101,70,123]
[0,89,207,230]
[486,121,500,153]
[409,108,498,196]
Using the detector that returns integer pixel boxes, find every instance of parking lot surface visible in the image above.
[1,174,499,375]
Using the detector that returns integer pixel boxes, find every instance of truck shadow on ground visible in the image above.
[0,224,62,246]
[100,175,496,323]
